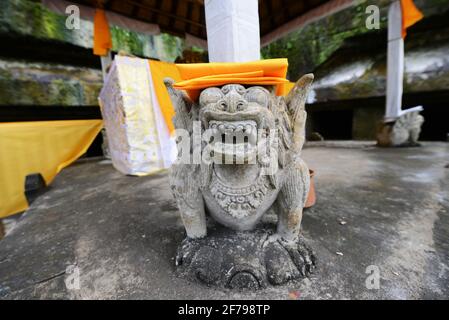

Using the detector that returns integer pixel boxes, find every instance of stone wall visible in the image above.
[0,59,102,105]
[262,0,449,140]
[0,0,187,107]
[352,106,384,140]
[0,0,185,61]
[310,39,449,104]
[262,0,449,81]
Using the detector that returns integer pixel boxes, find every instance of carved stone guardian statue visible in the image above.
[165,73,316,289]
[377,110,424,147]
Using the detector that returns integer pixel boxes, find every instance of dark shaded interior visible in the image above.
[307,91,449,141]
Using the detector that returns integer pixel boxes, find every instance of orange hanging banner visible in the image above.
[400,0,424,38]
[93,9,112,56]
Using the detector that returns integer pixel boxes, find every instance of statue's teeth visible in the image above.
[249,133,257,144]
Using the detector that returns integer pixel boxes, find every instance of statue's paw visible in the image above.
[264,240,301,285]
[264,236,316,285]
[176,237,224,285]
[280,237,317,277]
[175,237,201,267]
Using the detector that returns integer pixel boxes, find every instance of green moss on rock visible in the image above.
[0,0,185,60]
[262,0,449,80]
[0,59,103,105]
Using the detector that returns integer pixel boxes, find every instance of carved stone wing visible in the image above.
[164,77,194,131]
[285,74,314,152]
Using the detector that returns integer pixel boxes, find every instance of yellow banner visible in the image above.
[0,120,103,218]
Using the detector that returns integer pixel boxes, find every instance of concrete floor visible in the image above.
[0,142,448,299]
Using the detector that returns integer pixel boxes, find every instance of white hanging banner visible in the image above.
[385,0,404,121]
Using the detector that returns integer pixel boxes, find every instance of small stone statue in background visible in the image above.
[165,75,316,289]
[377,110,424,147]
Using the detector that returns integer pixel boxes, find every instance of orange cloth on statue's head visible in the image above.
[173,59,289,101]
[400,0,423,38]
[93,9,112,56]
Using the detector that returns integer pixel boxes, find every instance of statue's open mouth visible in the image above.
[200,108,275,164]
[206,119,269,163]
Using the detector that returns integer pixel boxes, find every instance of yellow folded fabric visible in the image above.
[0,120,103,218]
[173,58,289,100]
[148,60,182,135]
[93,9,112,56]
[401,0,424,38]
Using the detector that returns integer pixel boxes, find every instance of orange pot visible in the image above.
[304,169,316,208]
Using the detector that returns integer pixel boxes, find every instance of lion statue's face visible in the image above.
[198,84,280,165]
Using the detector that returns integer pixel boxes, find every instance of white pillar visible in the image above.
[204,0,260,62]
[385,0,404,122]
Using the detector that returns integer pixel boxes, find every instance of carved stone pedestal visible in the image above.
[176,225,316,290]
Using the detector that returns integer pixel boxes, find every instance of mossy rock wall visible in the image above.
[0,0,189,106]
[1,0,448,107]
[309,29,449,103]
[0,58,102,105]
[262,0,449,81]
[0,0,185,61]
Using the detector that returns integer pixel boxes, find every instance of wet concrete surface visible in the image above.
[0,142,448,299]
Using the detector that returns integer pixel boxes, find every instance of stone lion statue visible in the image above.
[165,75,316,289]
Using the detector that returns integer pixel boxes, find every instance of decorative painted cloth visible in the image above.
[99,56,177,176]
[0,120,102,218]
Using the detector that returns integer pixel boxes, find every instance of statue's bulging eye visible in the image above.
[217,100,227,111]
[199,87,223,106]
[237,87,246,95]
[221,84,245,95]
[245,87,269,108]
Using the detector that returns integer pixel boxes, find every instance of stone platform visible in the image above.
[0,142,448,299]
[176,226,316,289]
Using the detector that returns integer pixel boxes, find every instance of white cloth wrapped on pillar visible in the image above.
[205,0,260,62]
